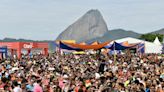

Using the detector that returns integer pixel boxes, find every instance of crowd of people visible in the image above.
[0,52,164,92]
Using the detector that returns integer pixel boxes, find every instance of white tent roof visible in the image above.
[153,37,161,45]
[115,37,162,53]
[115,37,145,44]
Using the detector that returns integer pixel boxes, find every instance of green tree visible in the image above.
[140,34,163,42]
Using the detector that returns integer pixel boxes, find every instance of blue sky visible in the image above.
[0,0,164,40]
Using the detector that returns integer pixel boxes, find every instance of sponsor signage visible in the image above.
[0,48,7,53]
[23,43,34,49]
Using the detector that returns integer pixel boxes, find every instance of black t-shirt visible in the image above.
[99,62,105,73]
[1,76,7,83]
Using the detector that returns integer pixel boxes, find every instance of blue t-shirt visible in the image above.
[145,88,150,92]
[6,64,11,69]
[26,84,33,91]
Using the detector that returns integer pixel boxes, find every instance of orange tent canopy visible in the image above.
[91,41,99,45]
[63,41,111,50]
[79,42,87,45]
[122,41,129,46]
[121,41,139,47]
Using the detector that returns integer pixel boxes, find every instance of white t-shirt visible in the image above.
[13,87,22,92]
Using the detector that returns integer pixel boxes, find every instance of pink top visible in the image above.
[59,79,64,89]
[33,84,43,92]
[42,79,49,86]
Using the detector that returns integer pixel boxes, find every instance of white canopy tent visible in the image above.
[153,37,162,45]
[115,37,163,53]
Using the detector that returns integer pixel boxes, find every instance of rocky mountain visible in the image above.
[151,28,164,34]
[100,29,141,41]
[86,29,141,42]
[56,9,108,42]
[1,10,163,44]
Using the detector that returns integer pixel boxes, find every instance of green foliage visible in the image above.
[140,34,163,42]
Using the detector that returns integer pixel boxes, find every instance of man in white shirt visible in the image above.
[13,81,22,92]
